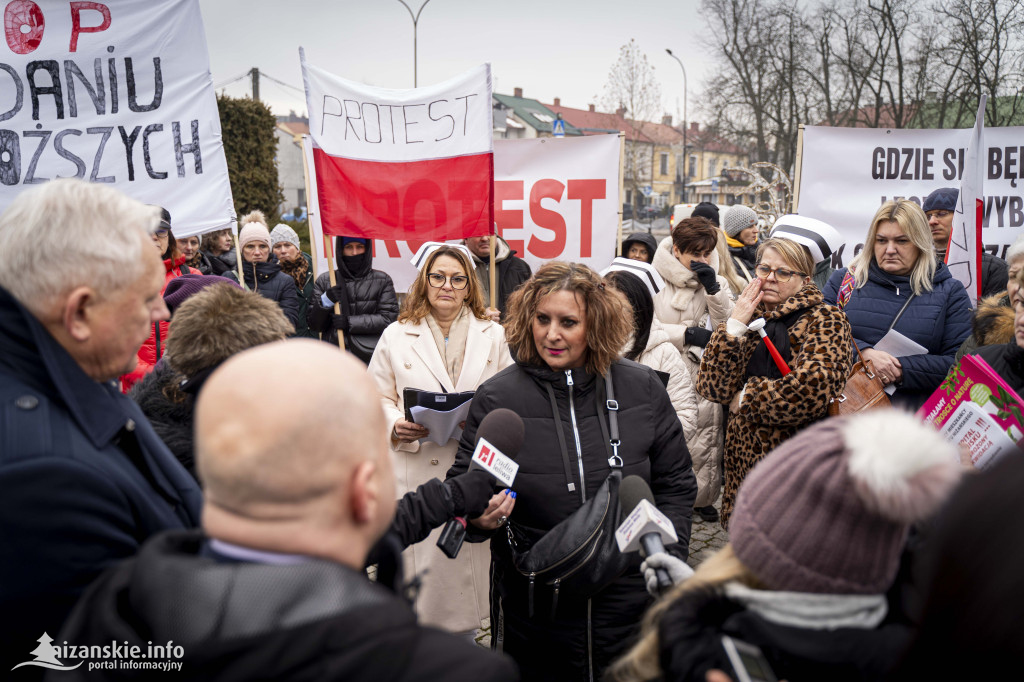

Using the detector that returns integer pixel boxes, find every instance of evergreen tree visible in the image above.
[217,94,285,222]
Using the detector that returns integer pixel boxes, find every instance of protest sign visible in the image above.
[0,0,236,237]
[301,51,493,245]
[797,125,1024,267]
[306,133,621,293]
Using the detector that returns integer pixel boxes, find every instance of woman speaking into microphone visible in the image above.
[696,237,852,528]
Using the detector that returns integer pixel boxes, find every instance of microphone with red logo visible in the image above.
[437,408,524,559]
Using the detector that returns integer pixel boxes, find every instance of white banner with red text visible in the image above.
[797,125,1024,266]
[0,0,235,237]
[306,133,621,293]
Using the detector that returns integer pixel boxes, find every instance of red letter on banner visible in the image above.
[494,180,524,255]
[5,1,44,55]
[69,2,110,52]
[528,179,566,259]
[568,179,605,258]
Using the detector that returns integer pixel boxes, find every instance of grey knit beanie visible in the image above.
[723,205,758,238]
[730,411,962,595]
[270,224,301,251]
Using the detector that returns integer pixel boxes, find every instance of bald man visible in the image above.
[56,340,517,681]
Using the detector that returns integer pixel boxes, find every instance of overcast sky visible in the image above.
[198,0,710,124]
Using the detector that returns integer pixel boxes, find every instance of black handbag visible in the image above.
[506,371,629,618]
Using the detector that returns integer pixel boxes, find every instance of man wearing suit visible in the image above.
[0,180,202,667]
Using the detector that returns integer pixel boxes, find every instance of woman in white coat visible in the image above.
[368,244,514,636]
[605,269,698,444]
[652,217,734,524]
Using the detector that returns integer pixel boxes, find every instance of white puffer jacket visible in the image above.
[636,318,699,445]
[652,237,734,507]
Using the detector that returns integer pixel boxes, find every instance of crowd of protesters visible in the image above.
[2,179,1023,681]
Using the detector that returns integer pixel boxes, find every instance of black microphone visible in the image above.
[437,408,524,558]
[616,475,678,593]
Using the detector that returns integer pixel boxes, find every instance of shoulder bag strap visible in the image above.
[604,372,622,469]
[887,293,917,333]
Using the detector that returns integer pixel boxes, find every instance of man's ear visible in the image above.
[63,286,96,342]
[349,460,379,526]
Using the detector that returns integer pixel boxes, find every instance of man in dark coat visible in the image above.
[0,179,202,670]
[55,340,517,681]
[924,187,1009,297]
[309,236,399,363]
[464,235,532,322]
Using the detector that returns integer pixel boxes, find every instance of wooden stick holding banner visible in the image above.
[617,132,625,256]
[234,223,244,288]
[792,124,805,213]
[489,233,497,313]
[326,238,345,351]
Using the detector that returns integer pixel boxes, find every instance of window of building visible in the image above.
[660,152,668,176]
[708,158,717,177]
[688,155,696,178]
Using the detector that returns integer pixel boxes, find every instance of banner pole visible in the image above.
[489,233,498,312]
[792,124,805,213]
[618,132,625,256]
[326,238,345,351]
[234,223,244,287]
[300,134,318,279]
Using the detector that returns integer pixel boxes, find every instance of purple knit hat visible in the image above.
[164,274,241,314]
[730,411,962,594]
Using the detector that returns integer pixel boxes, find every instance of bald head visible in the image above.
[195,339,394,564]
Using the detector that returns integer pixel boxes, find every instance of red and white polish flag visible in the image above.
[300,49,493,242]
[947,95,987,307]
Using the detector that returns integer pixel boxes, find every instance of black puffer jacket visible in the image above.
[204,247,237,277]
[129,362,197,479]
[308,238,399,363]
[977,341,1024,394]
[225,258,300,327]
[447,359,697,682]
[656,587,911,682]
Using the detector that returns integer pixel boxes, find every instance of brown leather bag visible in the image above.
[828,344,891,416]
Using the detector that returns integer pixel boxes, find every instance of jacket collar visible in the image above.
[0,285,135,450]
[405,311,495,393]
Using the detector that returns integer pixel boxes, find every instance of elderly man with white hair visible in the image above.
[0,179,202,666]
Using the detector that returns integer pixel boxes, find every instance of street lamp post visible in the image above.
[665,49,687,205]
[397,0,434,87]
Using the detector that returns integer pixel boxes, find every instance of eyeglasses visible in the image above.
[427,273,470,290]
[926,210,951,219]
[754,264,805,282]
[154,228,169,238]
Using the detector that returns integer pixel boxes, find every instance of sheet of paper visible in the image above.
[410,400,474,446]
[874,329,928,395]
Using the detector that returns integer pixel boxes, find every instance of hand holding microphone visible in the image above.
[616,476,682,596]
[640,553,693,597]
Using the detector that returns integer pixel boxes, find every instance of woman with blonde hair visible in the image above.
[696,236,852,527]
[447,261,697,682]
[609,411,962,682]
[367,244,513,637]
[823,199,973,410]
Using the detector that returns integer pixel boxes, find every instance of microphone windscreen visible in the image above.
[475,408,525,459]
[620,475,655,516]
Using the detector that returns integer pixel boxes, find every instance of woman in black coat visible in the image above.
[308,236,399,364]
[446,262,697,682]
[224,211,300,328]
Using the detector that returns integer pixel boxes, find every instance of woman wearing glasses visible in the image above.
[368,244,513,637]
[696,237,853,527]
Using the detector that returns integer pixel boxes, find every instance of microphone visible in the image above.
[437,409,524,559]
[615,475,678,593]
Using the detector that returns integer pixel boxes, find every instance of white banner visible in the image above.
[798,125,1024,266]
[306,133,622,293]
[0,0,235,237]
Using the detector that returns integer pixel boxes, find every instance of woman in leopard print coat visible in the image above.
[696,237,852,527]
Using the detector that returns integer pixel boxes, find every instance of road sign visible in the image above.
[711,179,720,194]
[552,118,566,137]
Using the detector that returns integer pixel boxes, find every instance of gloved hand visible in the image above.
[446,469,496,518]
[325,285,346,305]
[690,261,721,295]
[641,552,694,597]
[684,326,713,348]
[331,312,350,332]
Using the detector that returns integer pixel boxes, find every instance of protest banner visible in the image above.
[797,124,1024,267]
[0,0,236,237]
[301,51,493,244]
[305,133,621,293]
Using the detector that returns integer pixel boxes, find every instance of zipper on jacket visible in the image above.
[565,370,586,504]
